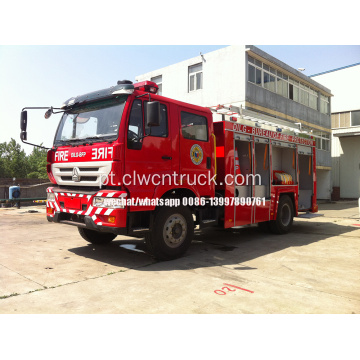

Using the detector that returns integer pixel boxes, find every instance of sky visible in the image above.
[1,45,359,154]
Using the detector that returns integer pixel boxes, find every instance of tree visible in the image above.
[0,138,48,179]
[0,139,28,178]
[27,146,48,179]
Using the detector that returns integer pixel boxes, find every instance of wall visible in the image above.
[136,45,246,108]
[313,65,360,199]
[311,64,360,113]
[0,179,50,200]
[246,82,331,130]
[339,136,360,198]
[316,169,331,199]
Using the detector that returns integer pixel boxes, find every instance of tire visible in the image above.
[78,227,116,245]
[145,205,194,261]
[269,195,294,234]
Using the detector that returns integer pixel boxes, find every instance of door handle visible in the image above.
[162,156,172,160]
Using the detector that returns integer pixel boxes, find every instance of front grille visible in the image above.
[80,167,99,172]
[61,176,98,182]
[52,161,112,187]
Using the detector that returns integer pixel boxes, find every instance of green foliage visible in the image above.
[27,146,48,179]
[0,138,48,179]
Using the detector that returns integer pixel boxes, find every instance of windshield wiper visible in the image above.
[56,135,115,147]
[84,135,115,144]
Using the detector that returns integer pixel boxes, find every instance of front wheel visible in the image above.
[145,205,194,261]
[269,195,294,234]
[78,227,117,244]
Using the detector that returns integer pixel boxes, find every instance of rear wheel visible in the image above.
[269,195,294,234]
[145,205,194,261]
[78,227,116,244]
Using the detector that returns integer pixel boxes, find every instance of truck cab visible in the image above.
[42,81,216,260]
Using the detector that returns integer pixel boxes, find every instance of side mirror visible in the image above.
[20,111,27,131]
[146,101,160,127]
[20,111,27,141]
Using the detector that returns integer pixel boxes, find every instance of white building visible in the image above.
[136,45,333,199]
[311,63,360,199]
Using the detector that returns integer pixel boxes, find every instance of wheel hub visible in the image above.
[163,214,187,248]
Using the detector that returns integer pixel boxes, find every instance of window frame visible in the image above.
[247,55,321,111]
[314,131,330,152]
[180,111,209,142]
[351,110,360,127]
[188,63,203,92]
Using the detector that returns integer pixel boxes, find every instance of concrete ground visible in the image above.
[0,201,359,314]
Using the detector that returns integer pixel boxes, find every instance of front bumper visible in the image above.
[46,187,128,235]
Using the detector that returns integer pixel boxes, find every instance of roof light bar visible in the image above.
[134,81,159,94]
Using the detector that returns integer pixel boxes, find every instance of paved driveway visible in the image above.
[0,201,359,313]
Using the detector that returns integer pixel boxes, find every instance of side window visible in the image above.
[181,111,208,141]
[127,99,143,149]
[144,102,168,137]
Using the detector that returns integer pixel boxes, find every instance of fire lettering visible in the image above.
[91,147,114,160]
[55,151,68,162]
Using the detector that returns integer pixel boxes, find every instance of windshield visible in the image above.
[54,98,126,146]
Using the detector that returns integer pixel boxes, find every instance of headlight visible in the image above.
[47,193,55,202]
[93,197,125,209]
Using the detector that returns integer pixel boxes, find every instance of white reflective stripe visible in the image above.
[60,193,64,196]
[79,194,84,198]
[77,211,83,214]
[97,192,103,197]
[106,192,115,197]
[67,193,71,197]
[98,222,102,226]
[54,201,60,212]
[91,215,97,221]
[69,210,75,214]
[87,195,91,201]
[49,202,53,208]
[120,193,127,198]
[104,209,113,216]
[95,208,102,214]
[85,205,93,215]
[55,193,58,198]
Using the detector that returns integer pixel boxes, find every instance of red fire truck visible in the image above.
[20,80,318,260]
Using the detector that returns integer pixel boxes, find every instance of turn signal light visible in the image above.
[108,216,116,223]
[47,207,54,214]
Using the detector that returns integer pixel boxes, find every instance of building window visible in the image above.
[189,63,202,92]
[320,94,330,114]
[248,55,321,112]
[351,110,360,126]
[314,131,330,151]
[151,75,162,95]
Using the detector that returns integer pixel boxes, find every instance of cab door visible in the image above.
[124,98,173,202]
[178,107,213,196]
